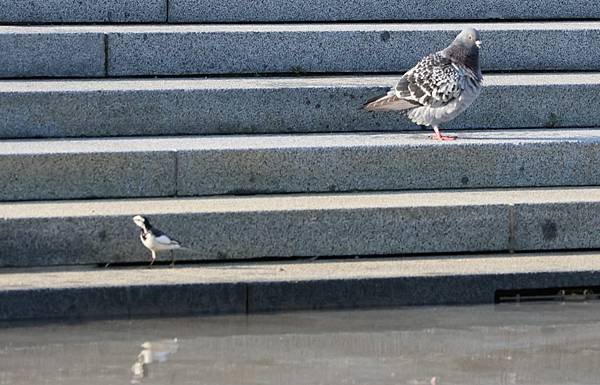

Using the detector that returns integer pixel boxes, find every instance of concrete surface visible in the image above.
[5,129,600,200]
[0,0,166,23]
[105,22,600,75]
[1,252,600,319]
[0,149,176,201]
[0,191,509,266]
[0,73,597,138]
[515,202,600,251]
[0,28,104,78]
[177,129,600,196]
[4,187,600,266]
[169,0,600,22]
[3,302,600,384]
[2,22,598,77]
[0,0,597,23]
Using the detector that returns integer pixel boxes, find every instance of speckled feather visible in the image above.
[363,28,483,131]
[364,52,469,113]
[397,53,463,107]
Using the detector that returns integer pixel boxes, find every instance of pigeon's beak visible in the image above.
[475,40,482,48]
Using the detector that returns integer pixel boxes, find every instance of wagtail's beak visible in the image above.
[475,40,482,48]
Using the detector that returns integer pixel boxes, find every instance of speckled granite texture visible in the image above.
[0,74,595,138]
[1,253,600,320]
[4,129,600,200]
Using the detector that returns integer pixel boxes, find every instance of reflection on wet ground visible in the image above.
[1,302,600,385]
[131,338,179,383]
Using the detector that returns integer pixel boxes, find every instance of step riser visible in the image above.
[1,152,176,201]
[0,0,166,23]
[179,140,600,197]
[4,132,600,201]
[2,25,600,77]
[2,271,599,320]
[1,204,509,266]
[3,0,598,23]
[108,27,600,76]
[0,76,596,138]
[0,33,104,78]
[171,1,600,23]
[1,192,598,267]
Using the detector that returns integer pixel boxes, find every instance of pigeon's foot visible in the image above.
[431,133,457,141]
[431,126,457,141]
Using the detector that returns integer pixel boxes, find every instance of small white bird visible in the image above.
[133,215,185,267]
[364,28,483,141]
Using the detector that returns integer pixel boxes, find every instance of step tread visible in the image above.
[1,72,599,92]
[2,252,600,320]
[3,128,600,154]
[3,22,600,78]
[3,186,600,218]
[2,252,599,290]
[3,21,600,33]
[1,186,598,266]
[1,73,598,139]
[4,128,600,202]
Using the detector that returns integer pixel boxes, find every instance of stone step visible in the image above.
[170,0,600,23]
[1,251,599,320]
[4,129,600,201]
[1,187,599,267]
[1,22,600,77]
[2,0,597,24]
[0,0,166,23]
[0,73,595,139]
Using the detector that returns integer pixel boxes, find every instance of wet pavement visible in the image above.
[0,302,599,385]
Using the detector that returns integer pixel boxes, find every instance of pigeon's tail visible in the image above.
[363,91,416,112]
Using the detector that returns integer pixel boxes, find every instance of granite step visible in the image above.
[0,0,166,23]
[3,0,598,24]
[2,22,600,78]
[1,187,600,267]
[0,73,596,139]
[1,251,600,320]
[170,0,600,22]
[3,128,600,201]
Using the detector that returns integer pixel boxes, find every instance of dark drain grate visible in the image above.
[496,286,600,303]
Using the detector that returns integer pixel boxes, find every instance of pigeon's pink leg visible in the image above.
[432,126,457,141]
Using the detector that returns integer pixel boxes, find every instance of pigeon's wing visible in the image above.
[362,88,419,111]
[363,52,464,112]
[394,52,464,107]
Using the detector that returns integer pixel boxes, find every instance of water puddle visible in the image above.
[0,302,599,384]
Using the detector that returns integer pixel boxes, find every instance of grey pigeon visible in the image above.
[364,28,483,141]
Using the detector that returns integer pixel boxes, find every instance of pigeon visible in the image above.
[132,215,186,267]
[364,28,483,141]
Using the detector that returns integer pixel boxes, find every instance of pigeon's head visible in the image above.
[453,28,482,50]
[133,215,150,230]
